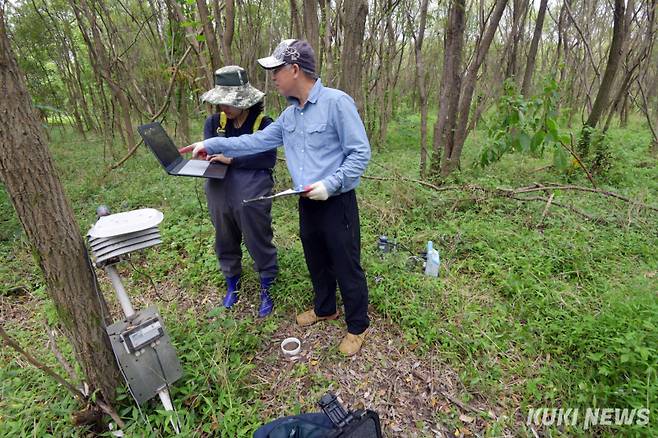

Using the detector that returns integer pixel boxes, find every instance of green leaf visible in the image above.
[531,131,545,153]
[588,352,604,362]
[546,117,559,138]
[207,306,225,318]
[196,34,206,42]
[519,131,531,152]
[636,347,650,361]
[553,147,569,170]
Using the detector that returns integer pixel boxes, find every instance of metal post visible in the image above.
[104,265,135,318]
[158,389,180,433]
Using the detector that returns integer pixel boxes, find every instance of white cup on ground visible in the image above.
[280,337,301,356]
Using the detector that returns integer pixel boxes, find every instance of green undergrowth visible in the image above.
[1,114,656,436]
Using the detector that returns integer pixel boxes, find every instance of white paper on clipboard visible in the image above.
[243,188,309,203]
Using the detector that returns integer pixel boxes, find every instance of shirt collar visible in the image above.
[286,79,323,107]
[306,79,323,104]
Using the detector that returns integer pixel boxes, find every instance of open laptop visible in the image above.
[137,122,227,179]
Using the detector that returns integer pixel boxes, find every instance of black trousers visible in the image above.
[299,190,369,335]
[205,169,278,280]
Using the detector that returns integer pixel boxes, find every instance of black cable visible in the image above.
[127,257,175,303]
[194,178,205,214]
[153,347,182,433]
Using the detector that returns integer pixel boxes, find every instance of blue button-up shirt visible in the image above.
[203,80,371,196]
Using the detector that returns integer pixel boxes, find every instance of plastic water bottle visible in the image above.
[377,235,388,253]
[425,241,440,277]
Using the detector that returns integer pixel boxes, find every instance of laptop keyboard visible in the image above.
[178,159,208,176]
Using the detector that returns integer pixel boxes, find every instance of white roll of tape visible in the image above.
[280,337,301,356]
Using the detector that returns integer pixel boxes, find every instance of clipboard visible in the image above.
[243,188,309,203]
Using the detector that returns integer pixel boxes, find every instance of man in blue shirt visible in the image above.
[187,39,371,356]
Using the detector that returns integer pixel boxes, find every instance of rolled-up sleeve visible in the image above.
[203,117,284,156]
[321,95,371,195]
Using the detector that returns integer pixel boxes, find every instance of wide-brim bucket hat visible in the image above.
[200,65,265,109]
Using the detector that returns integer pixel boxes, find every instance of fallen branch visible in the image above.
[537,192,555,227]
[509,194,603,223]
[363,170,658,220]
[0,323,125,429]
[411,369,484,415]
[363,174,448,192]
[508,183,658,212]
[0,324,85,403]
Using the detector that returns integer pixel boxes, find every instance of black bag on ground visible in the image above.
[325,409,382,438]
[253,393,383,438]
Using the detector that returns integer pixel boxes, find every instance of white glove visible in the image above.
[192,142,207,159]
[306,181,329,201]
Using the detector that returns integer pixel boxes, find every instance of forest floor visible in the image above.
[1,115,657,437]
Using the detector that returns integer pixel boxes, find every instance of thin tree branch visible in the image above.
[45,322,79,384]
[561,134,597,188]
[564,1,601,79]
[0,323,126,428]
[509,183,658,212]
[537,192,555,227]
[1,323,86,403]
[508,194,603,222]
[363,166,658,222]
[110,45,192,170]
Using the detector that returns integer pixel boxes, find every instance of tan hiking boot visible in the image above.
[296,309,339,327]
[338,329,368,356]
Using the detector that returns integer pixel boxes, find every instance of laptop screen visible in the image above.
[137,123,181,169]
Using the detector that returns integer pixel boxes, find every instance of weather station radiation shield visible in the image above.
[88,208,164,238]
[87,208,164,267]
[86,207,182,432]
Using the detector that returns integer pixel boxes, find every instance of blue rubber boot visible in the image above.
[258,277,275,318]
[222,275,240,308]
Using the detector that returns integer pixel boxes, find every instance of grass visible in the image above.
[1,113,656,436]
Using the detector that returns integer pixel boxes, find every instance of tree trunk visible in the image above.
[177,80,190,144]
[409,0,430,177]
[197,0,221,71]
[339,0,368,113]
[318,0,334,83]
[377,7,399,150]
[439,0,508,177]
[290,0,303,39]
[504,0,528,79]
[303,0,320,52]
[0,8,119,403]
[71,0,137,150]
[167,0,214,89]
[521,0,548,96]
[619,92,628,127]
[430,0,466,177]
[222,0,235,64]
[584,0,626,130]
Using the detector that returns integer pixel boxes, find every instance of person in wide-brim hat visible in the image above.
[189,65,279,320]
[200,65,265,109]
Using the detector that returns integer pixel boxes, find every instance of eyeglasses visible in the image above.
[271,64,291,75]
